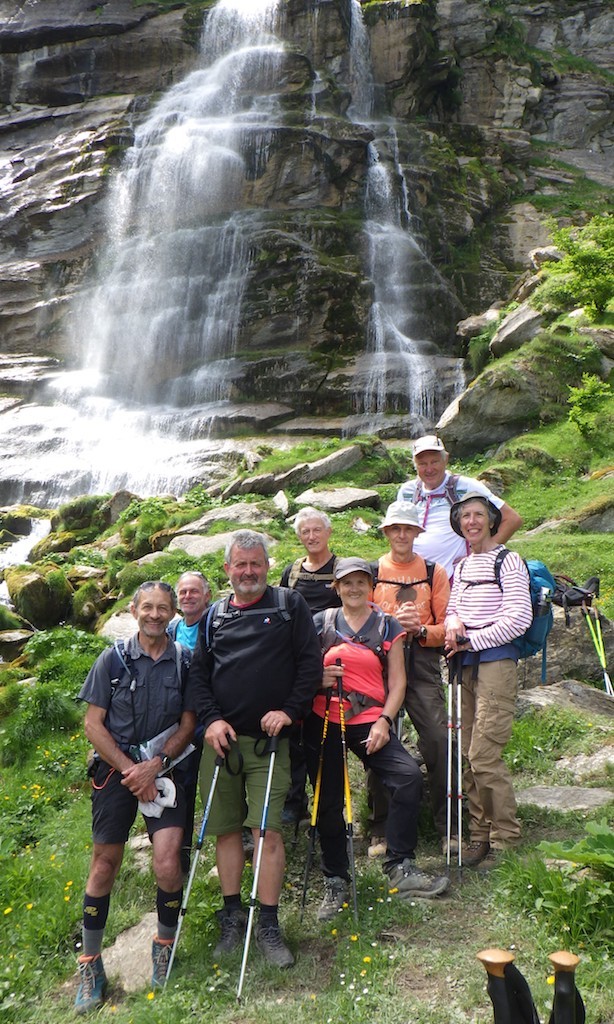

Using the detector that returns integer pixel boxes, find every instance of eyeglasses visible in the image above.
[133,580,176,603]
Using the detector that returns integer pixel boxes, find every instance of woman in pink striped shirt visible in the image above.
[444,492,532,867]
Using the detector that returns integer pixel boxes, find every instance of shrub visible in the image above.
[567,373,613,449]
[23,626,108,668]
[0,684,82,766]
[532,214,614,319]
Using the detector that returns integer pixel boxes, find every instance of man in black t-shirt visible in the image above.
[190,530,321,969]
[279,507,341,822]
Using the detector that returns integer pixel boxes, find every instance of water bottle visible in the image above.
[536,586,552,617]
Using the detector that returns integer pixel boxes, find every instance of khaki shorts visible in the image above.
[199,735,290,836]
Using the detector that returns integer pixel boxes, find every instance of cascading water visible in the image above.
[346,1,465,430]
[80,0,283,407]
[0,0,286,505]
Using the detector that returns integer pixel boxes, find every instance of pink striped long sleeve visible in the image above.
[446,547,532,651]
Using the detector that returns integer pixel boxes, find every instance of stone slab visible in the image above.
[516,785,613,812]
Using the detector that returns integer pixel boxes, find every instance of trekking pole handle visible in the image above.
[477,948,515,978]
[456,634,470,645]
[548,951,580,973]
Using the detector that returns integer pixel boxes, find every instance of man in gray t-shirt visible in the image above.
[74,581,196,1013]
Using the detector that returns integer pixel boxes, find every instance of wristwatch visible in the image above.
[418,625,428,640]
[159,753,172,773]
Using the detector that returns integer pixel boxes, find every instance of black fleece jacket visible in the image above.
[189,586,322,738]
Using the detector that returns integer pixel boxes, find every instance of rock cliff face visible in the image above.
[0,0,611,484]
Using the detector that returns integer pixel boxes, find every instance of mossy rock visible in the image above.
[51,494,110,532]
[0,530,19,547]
[0,605,28,631]
[0,510,33,537]
[29,530,80,561]
[4,565,73,629]
[72,580,110,628]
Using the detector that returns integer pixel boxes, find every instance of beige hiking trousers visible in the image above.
[461,658,521,848]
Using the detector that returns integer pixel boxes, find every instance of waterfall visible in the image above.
[347,2,465,430]
[0,0,288,505]
[77,0,284,407]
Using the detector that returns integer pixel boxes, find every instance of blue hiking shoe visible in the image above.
[152,936,174,987]
[75,954,107,1014]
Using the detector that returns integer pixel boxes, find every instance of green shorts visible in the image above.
[199,735,290,836]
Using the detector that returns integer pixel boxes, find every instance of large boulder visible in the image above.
[4,564,73,628]
[489,302,544,356]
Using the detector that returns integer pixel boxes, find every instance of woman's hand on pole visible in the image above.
[322,662,344,689]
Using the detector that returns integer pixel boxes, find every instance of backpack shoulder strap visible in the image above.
[111,639,131,680]
[173,640,191,689]
[425,560,435,589]
[369,559,380,587]
[320,607,339,654]
[205,595,231,649]
[287,557,304,589]
[274,586,292,621]
[445,473,461,505]
[493,548,510,590]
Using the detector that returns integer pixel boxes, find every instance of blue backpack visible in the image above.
[493,549,556,680]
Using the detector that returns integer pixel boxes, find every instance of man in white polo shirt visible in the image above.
[397,435,523,580]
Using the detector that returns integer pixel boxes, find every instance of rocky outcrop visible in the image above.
[489,302,544,356]
[0,0,611,490]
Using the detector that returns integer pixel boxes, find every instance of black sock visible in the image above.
[156,887,182,932]
[258,903,278,927]
[223,893,243,912]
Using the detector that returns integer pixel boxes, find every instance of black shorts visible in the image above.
[90,760,188,845]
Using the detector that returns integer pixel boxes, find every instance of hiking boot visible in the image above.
[386,859,450,899]
[152,936,173,987]
[255,922,295,968]
[463,840,491,867]
[367,835,387,859]
[317,875,349,921]
[441,836,460,856]
[213,907,247,957]
[75,954,107,1014]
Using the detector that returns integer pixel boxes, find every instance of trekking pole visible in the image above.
[445,658,454,871]
[582,604,614,697]
[336,659,358,921]
[454,645,464,871]
[477,948,540,1024]
[165,753,224,984]
[237,734,279,1002]
[548,951,585,1024]
[300,691,332,921]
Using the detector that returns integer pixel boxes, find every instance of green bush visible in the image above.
[0,684,82,766]
[532,214,614,319]
[23,627,108,668]
[493,848,613,947]
[568,373,613,449]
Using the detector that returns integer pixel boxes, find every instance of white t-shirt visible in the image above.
[397,471,504,578]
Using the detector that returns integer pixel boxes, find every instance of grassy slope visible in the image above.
[1,406,613,1023]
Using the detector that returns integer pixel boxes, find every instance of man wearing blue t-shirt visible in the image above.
[168,571,211,874]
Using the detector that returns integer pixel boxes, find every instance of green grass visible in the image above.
[1,690,612,1023]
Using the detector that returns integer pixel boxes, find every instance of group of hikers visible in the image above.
[74,434,532,1014]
